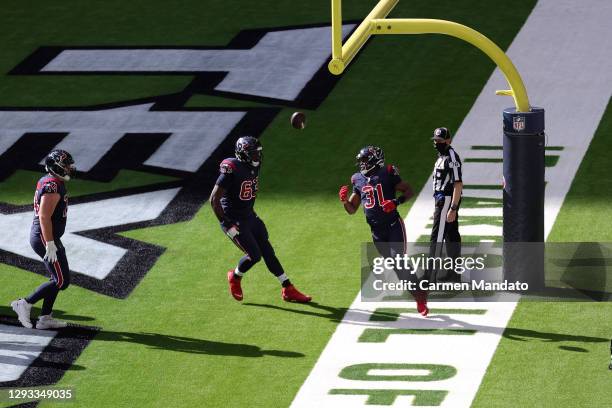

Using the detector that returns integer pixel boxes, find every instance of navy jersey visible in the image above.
[216,157,259,220]
[352,165,402,226]
[32,175,68,238]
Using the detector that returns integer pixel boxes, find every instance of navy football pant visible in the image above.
[25,234,70,315]
[371,217,407,258]
[227,216,285,277]
[371,217,413,281]
[371,217,424,298]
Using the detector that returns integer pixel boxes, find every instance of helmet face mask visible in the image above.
[249,149,262,167]
[356,146,384,176]
[235,136,263,167]
[45,150,76,181]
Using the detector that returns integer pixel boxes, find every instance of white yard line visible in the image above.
[291,0,612,406]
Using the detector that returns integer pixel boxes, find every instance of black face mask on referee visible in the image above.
[434,142,449,154]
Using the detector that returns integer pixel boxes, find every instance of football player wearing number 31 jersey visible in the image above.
[210,136,311,303]
[339,146,428,316]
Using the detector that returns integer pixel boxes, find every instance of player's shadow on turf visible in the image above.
[431,315,608,348]
[501,327,608,345]
[94,330,304,358]
[0,305,95,322]
[243,302,350,323]
[558,345,588,352]
[243,302,399,326]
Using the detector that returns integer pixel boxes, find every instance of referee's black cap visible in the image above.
[432,127,452,141]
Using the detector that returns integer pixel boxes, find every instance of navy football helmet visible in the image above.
[45,149,76,181]
[235,136,262,167]
[356,146,384,176]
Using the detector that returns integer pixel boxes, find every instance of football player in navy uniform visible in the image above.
[338,146,429,316]
[11,150,75,329]
[210,136,312,303]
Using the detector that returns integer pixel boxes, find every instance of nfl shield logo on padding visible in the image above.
[513,116,526,131]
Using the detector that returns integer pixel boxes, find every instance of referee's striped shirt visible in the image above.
[432,147,462,196]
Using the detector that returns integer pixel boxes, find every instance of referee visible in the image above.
[429,127,463,282]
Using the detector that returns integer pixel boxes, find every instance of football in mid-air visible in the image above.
[290,112,306,129]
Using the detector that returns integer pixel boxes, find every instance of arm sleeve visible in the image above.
[448,150,462,182]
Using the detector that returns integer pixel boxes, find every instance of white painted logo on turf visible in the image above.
[0,188,179,280]
[0,324,55,382]
[39,25,355,102]
[0,104,246,173]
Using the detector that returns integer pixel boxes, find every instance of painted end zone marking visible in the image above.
[359,329,476,342]
[0,315,99,392]
[369,308,487,321]
[329,389,448,406]
[290,302,517,408]
[338,364,457,382]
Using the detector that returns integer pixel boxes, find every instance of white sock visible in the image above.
[276,273,289,284]
[234,268,244,277]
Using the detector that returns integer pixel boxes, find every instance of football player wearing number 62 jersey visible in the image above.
[339,146,429,316]
[209,136,312,303]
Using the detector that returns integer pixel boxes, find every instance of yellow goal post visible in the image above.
[328,0,531,112]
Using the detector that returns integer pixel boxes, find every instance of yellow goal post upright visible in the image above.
[329,0,545,288]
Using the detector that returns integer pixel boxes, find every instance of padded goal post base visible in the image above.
[502,107,545,289]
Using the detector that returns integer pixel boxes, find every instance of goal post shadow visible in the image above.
[329,0,545,289]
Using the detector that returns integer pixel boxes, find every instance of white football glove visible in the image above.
[225,226,239,239]
[44,241,58,264]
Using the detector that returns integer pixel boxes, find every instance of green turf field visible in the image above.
[0,0,610,407]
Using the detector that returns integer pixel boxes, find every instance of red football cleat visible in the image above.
[227,270,243,301]
[417,300,429,317]
[415,291,429,317]
[282,285,312,303]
